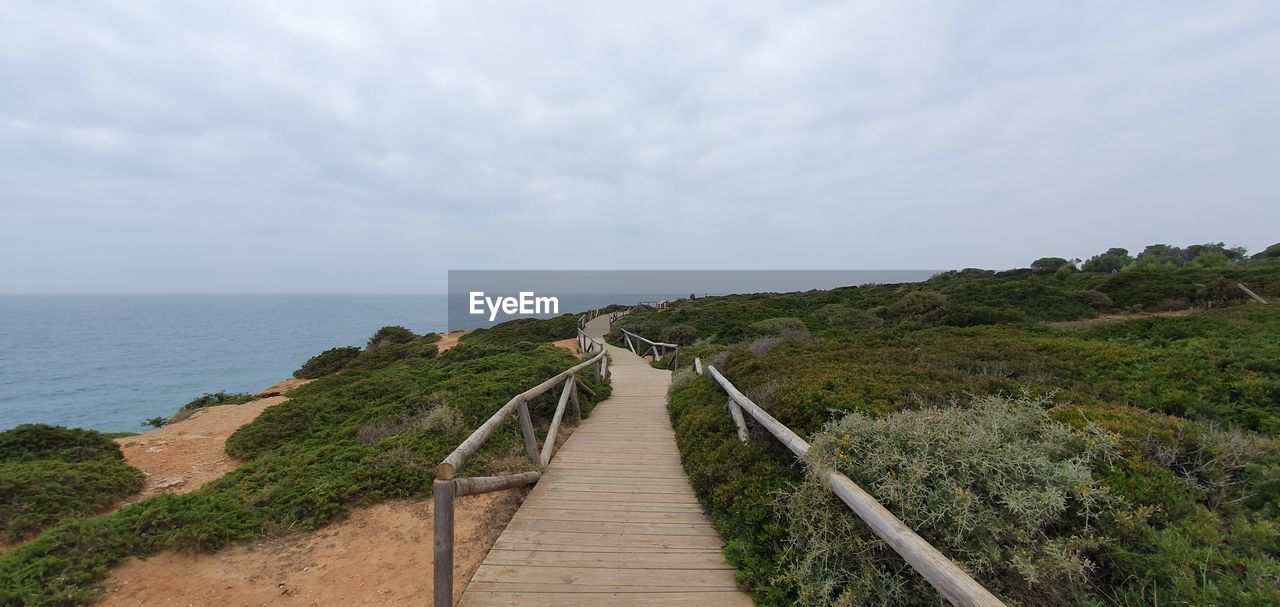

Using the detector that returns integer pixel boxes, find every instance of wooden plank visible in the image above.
[493,530,725,549]
[518,490,702,504]
[471,564,739,587]
[460,591,750,606]
[484,549,733,569]
[517,500,706,514]
[513,508,712,524]
[493,542,722,554]
[504,519,721,537]
[460,586,747,599]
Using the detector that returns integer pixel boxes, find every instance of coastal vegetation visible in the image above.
[622,244,1280,606]
[0,318,604,606]
[0,425,143,544]
[144,391,259,427]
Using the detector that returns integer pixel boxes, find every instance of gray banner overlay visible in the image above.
[447,270,937,331]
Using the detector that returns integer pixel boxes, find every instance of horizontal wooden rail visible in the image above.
[434,347,609,607]
[698,359,1006,607]
[619,328,681,370]
[1238,283,1270,304]
[436,350,606,481]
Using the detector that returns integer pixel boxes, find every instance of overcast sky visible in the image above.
[2,1,1278,294]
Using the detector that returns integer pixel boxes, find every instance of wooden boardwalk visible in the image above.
[458,315,752,606]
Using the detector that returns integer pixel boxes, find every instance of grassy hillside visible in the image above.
[0,317,606,606]
[624,252,1280,605]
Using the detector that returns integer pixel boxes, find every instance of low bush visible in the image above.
[0,425,143,543]
[344,339,439,372]
[1075,289,1114,311]
[812,304,882,330]
[294,346,360,379]
[883,291,949,323]
[660,325,698,346]
[781,395,1121,606]
[749,317,810,336]
[180,391,256,411]
[367,326,417,348]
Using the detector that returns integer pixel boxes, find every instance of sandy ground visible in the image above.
[434,330,470,353]
[114,378,311,501]
[550,337,580,355]
[1047,308,1193,329]
[100,490,523,607]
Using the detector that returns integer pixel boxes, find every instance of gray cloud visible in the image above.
[2,1,1278,293]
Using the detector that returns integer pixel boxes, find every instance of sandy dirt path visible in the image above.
[114,378,310,501]
[100,490,522,607]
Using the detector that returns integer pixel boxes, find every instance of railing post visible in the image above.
[433,479,456,607]
[516,399,540,464]
[569,381,582,419]
[726,398,750,443]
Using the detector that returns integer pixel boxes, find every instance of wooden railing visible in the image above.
[607,308,630,327]
[1238,282,1270,304]
[694,358,1007,607]
[577,326,604,355]
[432,316,609,607]
[619,328,680,370]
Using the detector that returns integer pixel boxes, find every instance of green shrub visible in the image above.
[661,325,698,346]
[781,395,1121,606]
[812,304,882,330]
[750,317,810,336]
[1031,257,1074,272]
[0,425,143,543]
[1075,289,1114,311]
[367,326,417,348]
[884,291,948,322]
[293,346,360,379]
[344,340,439,372]
[463,315,579,346]
[939,304,1028,327]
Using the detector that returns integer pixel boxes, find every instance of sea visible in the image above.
[0,295,449,433]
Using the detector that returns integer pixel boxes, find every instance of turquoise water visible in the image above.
[0,295,447,433]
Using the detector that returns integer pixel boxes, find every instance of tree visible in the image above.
[1185,242,1246,264]
[1128,244,1184,271]
[1031,257,1073,272]
[1189,250,1230,269]
[1082,248,1132,273]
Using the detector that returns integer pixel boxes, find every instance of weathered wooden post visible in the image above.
[515,399,540,464]
[433,479,455,607]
